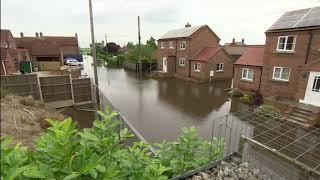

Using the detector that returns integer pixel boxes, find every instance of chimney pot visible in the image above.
[241,38,245,44]
[75,33,78,38]
[40,32,43,37]
[232,38,235,44]
[185,22,191,28]
[20,32,24,38]
[35,32,39,37]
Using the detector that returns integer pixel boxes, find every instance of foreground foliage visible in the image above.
[1,108,223,180]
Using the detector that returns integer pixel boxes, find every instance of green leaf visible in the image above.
[63,172,80,180]
[95,164,106,173]
[22,165,45,178]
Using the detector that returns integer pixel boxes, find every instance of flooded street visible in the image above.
[82,56,242,143]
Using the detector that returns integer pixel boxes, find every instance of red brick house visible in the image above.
[233,46,265,92]
[260,6,320,106]
[157,24,234,82]
[1,29,30,75]
[14,32,80,70]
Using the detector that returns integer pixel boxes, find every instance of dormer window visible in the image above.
[277,36,296,52]
[169,42,174,49]
[160,42,165,49]
[180,41,186,50]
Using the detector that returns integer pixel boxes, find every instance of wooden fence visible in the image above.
[1,74,41,99]
[1,74,92,107]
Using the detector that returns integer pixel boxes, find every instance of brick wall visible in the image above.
[234,65,262,92]
[260,29,320,99]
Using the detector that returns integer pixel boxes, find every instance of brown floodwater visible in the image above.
[82,56,243,143]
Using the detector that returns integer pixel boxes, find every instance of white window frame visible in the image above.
[179,58,185,66]
[216,63,224,72]
[241,68,254,81]
[272,66,291,81]
[194,63,201,72]
[169,42,174,49]
[160,42,165,49]
[276,35,296,52]
[180,41,186,50]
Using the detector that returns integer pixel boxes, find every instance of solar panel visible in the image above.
[268,6,320,31]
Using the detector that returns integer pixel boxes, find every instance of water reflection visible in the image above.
[82,56,239,143]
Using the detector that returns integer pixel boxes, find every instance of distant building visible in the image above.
[0,29,81,74]
[260,6,320,106]
[157,24,234,82]
[233,46,265,92]
[223,38,247,61]
[14,32,81,70]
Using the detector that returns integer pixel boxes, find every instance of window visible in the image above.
[312,76,320,92]
[194,63,201,72]
[160,42,165,49]
[169,42,174,49]
[277,36,296,51]
[216,63,224,71]
[273,67,290,81]
[179,58,185,66]
[241,68,254,81]
[180,41,186,50]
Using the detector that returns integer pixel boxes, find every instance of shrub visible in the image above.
[228,88,243,97]
[240,93,252,105]
[254,105,281,120]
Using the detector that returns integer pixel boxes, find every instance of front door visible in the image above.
[163,57,167,72]
[303,71,320,106]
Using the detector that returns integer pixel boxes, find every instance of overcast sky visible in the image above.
[2,0,320,47]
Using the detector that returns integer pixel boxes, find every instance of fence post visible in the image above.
[69,74,75,105]
[36,74,43,102]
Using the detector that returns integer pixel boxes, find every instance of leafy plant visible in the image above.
[156,127,224,177]
[1,107,224,179]
[254,105,281,120]
[240,93,252,105]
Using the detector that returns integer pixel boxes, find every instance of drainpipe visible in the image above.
[304,31,313,65]
[188,39,191,78]
[258,66,262,91]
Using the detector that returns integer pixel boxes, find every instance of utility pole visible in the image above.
[88,0,100,109]
[138,16,142,77]
[105,33,108,54]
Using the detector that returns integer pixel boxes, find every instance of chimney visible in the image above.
[232,38,235,44]
[75,33,78,39]
[20,32,24,38]
[35,32,39,37]
[241,38,245,44]
[40,32,43,37]
[185,22,191,28]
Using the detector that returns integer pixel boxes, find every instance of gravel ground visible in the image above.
[187,156,264,180]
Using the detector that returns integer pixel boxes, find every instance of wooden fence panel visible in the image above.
[39,75,72,102]
[0,74,41,99]
[72,78,92,103]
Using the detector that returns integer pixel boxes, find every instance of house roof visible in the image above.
[234,46,265,67]
[1,29,15,49]
[158,25,205,40]
[223,45,247,56]
[268,6,320,31]
[191,47,222,62]
[14,36,78,56]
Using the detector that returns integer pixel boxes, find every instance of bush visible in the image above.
[228,88,243,97]
[240,93,252,105]
[254,105,281,120]
[1,107,224,179]
[117,54,127,65]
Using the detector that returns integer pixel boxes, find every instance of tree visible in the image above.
[106,42,120,54]
[146,37,157,50]
[126,42,135,49]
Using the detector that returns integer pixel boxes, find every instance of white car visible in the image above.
[66,59,83,67]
